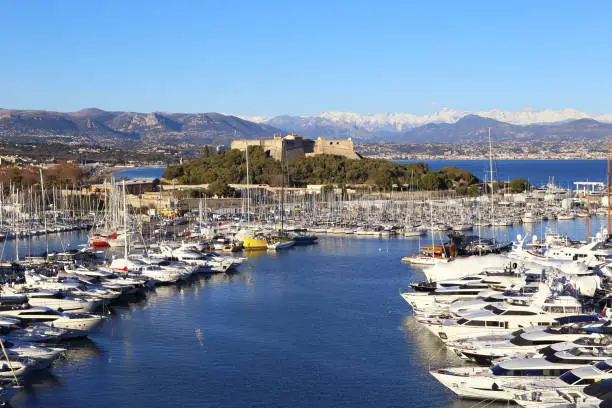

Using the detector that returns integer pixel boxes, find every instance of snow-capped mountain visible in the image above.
[243,108,612,135]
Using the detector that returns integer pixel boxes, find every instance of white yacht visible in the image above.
[109,257,188,284]
[403,225,425,237]
[6,323,73,343]
[2,340,65,370]
[453,329,610,365]
[513,367,612,407]
[433,306,561,342]
[431,357,590,401]
[0,357,32,379]
[513,363,612,406]
[266,239,295,250]
[522,212,540,224]
[401,253,451,265]
[3,287,100,313]
[401,286,486,311]
[0,306,104,336]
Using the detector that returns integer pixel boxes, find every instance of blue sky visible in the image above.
[1,0,610,116]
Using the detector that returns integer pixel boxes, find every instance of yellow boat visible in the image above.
[242,236,268,250]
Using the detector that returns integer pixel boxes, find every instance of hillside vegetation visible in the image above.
[163,147,479,191]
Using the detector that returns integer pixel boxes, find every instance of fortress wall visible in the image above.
[310,137,360,159]
[231,136,359,161]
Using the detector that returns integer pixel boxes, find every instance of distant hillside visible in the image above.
[0,108,281,146]
[248,109,612,143]
[396,116,612,143]
[2,107,612,147]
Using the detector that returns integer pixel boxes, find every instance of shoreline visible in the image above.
[388,157,611,161]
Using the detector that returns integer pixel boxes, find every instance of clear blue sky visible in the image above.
[1,0,610,116]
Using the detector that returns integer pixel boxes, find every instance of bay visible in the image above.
[15,159,608,407]
[9,216,610,408]
[397,159,609,187]
[113,167,166,181]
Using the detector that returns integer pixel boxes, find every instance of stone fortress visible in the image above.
[230,134,361,162]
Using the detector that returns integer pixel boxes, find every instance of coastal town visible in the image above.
[4,2,612,408]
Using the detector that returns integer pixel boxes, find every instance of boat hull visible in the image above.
[243,236,268,250]
[267,240,295,250]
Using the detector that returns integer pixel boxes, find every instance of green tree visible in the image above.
[510,178,529,193]
[421,172,443,190]
[468,185,480,197]
[207,181,238,198]
[162,148,479,191]
[202,145,214,158]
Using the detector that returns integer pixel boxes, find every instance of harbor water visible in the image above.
[7,216,608,408]
[398,159,609,187]
[113,167,166,181]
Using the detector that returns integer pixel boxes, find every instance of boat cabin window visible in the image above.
[484,305,536,316]
[491,365,548,376]
[21,310,57,316]
[503,310,537,316]
[457,318,468,325]
[436,290,481,296]
[560,371,596,385]
[595,361,612,372]
[465,320,486,327]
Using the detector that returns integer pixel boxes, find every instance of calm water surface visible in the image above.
[8,217,606,408]
[397,159,609,187]
[113,167,166,180]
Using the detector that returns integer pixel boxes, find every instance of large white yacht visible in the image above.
[401,286,486,311]
[433,304,562,342]
[431,354,606,401]
[0,306,104,336]
[1,340,65,370]
[513,366,612,407]
[453,328,610,365]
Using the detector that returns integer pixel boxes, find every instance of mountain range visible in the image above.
[0,108,279,146]
[1,107,612,146]
[245,108,612,142]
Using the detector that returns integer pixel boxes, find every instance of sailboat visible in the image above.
[404,170,426,237]
[88,179,125,247]
[402,201,451,265]
[241,143,268,250]
[267,141,295,250]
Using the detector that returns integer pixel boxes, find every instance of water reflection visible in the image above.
[243,249,268,259]
[401,316,463,370]
[401,316,510,408]
[0,230,90,262]
[9,339,103,406]
[60,339,104,365]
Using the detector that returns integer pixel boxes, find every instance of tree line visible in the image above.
[163,147,483,191]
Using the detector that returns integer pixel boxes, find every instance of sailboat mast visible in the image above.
[608,143,610,236]
[430,200,434,261]
[122,180,128,260]
[488,127,495,234]
[39,168,48,255]
[245,141,250,228]
[280,141,286,234]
